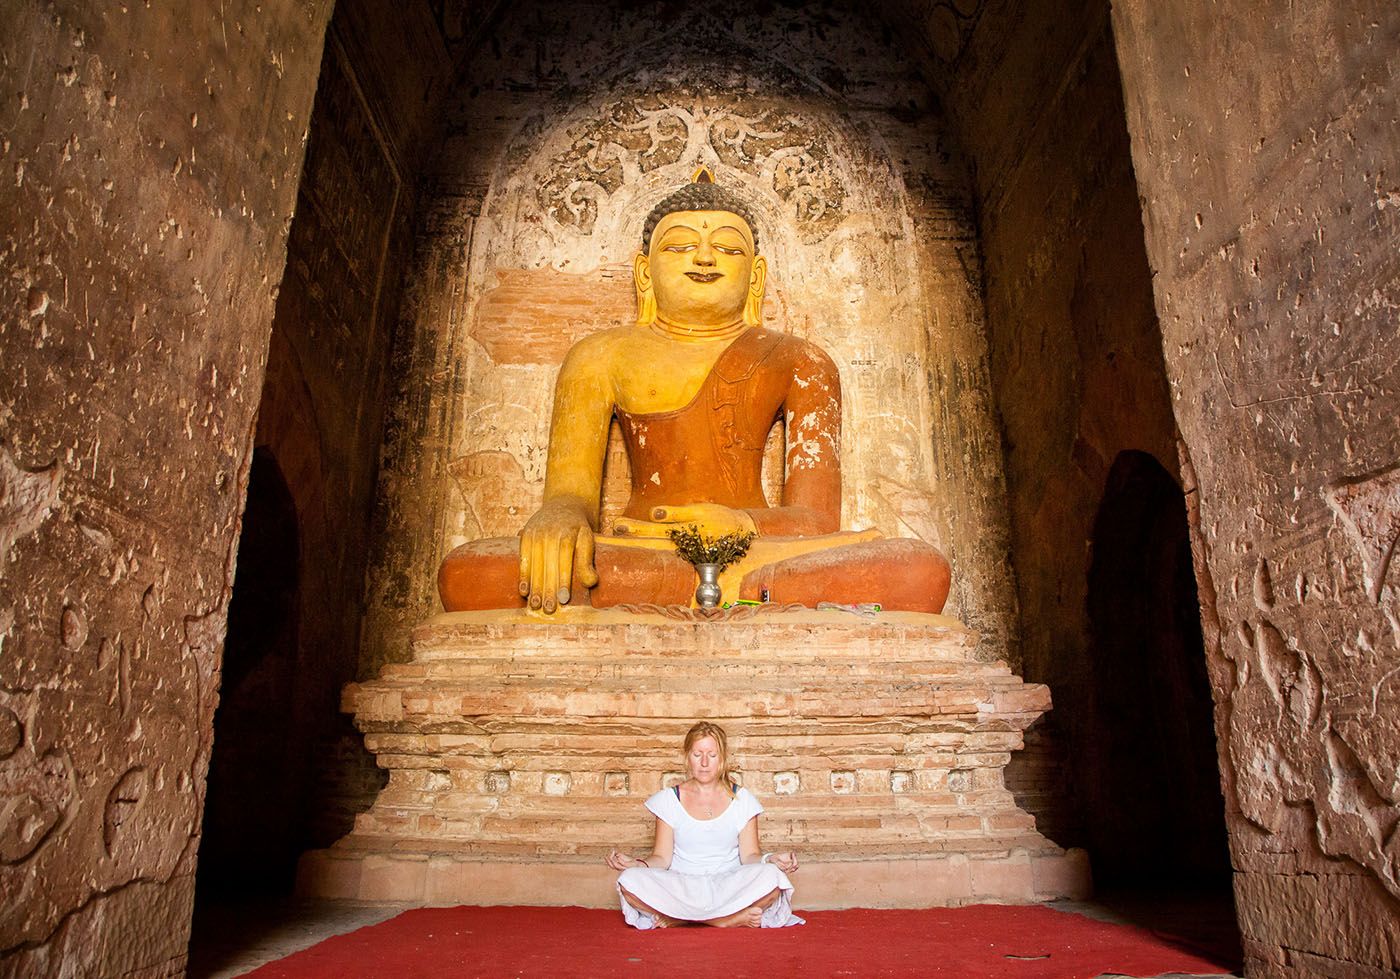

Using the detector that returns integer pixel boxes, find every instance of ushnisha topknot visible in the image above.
[642,166,760,252]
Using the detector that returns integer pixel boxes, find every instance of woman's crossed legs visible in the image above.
[619,886,781,929]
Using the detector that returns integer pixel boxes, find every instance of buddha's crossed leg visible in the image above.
[439,536,949,613]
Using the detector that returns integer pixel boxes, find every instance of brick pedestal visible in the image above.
[298,609,1091,907]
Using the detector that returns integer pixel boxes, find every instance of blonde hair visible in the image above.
[683,720,738,796]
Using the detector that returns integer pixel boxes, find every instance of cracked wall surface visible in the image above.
[361,0,1021,678]
[918,0,1228,883]
[0,1,331,974]
[1113,1,1400,974]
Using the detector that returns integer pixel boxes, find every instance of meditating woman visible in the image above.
[605,721,803,929]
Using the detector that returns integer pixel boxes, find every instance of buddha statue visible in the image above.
[439,171,951,615]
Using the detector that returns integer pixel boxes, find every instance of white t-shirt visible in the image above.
[645,785,764,875]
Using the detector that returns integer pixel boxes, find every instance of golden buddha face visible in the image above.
[635,209,767,330]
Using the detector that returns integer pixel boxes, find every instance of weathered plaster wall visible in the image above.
[936,0,1180,711]
[361,0,1020,677]
[1112,1,1400,973]
[0,1,330,973]
[902,0,1224,875]
[198,0,479,893]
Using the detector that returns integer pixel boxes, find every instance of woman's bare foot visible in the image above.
[704,886,782,927]
[650,910,682,928]
[706,904,764,928]
[621,887,682,928]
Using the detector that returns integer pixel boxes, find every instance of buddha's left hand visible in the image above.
[613,503,758,539]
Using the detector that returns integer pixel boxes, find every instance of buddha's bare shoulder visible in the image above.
[587,323,644,345]
[558,326,639,374]
[568,324,637,355]
[767,330,838,370]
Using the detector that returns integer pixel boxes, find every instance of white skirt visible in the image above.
[616,863,805,929]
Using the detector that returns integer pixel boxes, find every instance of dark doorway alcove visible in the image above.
[1082,450,1232,890]
[196,447,304,896]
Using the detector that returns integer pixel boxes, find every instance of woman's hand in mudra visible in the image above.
[768,851,799,873]
[606,849,646,871]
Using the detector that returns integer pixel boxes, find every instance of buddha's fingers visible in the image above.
[538,531,568,612]
[612,518,673,538]
[528,533,548,610]
[575,525,599,589]
[652,503,757,536]
[554,534,575,607]
[517,544,532,598]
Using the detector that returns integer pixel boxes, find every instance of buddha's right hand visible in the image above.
[518,499,600,613]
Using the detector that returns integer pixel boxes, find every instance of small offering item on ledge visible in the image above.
[815,601,883,618]
[666,525,756,571]
[668,525,757,609]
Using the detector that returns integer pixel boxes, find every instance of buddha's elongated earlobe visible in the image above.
[742,254,767,327]
[634,251,656,326]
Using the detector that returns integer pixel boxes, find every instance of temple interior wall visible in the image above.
[194,0,500,898]
[912,0,1229,887]
[359,0,1021,679]
[0,1,332,973]
[1112,1,1400,974]
[3,0,1398,975]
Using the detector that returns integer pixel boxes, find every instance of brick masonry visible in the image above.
[299,611,1091,908]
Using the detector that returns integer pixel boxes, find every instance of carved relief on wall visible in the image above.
[1326,466,1400,604]
[0,441,217,951]
[921,0,986,64]
[1214,461,1400,899]
[532,95,852,244]
[882,0,986,66]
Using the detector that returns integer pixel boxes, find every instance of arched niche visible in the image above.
[365,6,1019,667]
[1083,449,1231,887]
[456,79,934,537]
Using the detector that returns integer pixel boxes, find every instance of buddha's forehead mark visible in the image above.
[658,211,752,239]
[659,219,700,236]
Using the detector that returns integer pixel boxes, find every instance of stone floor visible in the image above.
[186,890,1243,978]
[188,899,405,978]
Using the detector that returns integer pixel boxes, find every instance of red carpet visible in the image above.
[242,904,1235,978]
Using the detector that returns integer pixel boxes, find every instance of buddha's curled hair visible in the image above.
[642,180,760,253]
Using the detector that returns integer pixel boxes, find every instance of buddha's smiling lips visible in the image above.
[684,272,723,282]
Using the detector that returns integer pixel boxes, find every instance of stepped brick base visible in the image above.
[299,608,1091,908]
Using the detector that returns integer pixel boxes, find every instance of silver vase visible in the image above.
[694,563,722,609]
